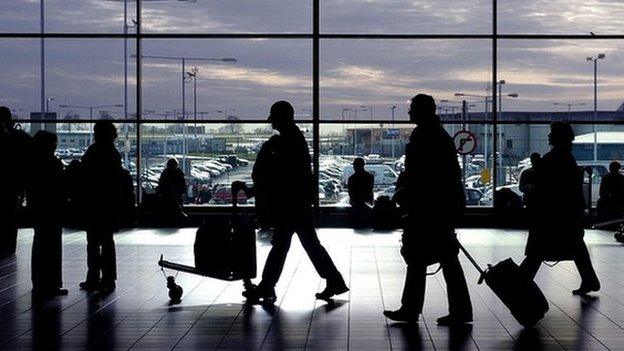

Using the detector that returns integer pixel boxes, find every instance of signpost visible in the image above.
[453,130,477,186]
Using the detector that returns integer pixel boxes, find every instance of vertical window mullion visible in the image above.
[491,0,498,209]
[313,0,320,210]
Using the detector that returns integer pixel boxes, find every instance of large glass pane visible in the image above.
[44,0,136,33]
[47,39,137,121]
[500,0,624,34]
[497,123,624,207]
[320,40,492,122]
[319,123,493,207]
[0,0,39,33]
[0,39,40,117]
[498,40,624,122]
[140,122,313,206]
[321,0,491,34]
[142,39,312,121]
[142,0,311,33]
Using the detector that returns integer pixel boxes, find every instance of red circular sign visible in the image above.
[453,130,477,155]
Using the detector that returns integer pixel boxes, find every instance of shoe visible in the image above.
[315,282,349,300]
[98,282,116,294]
[242,284,277,303]
[436,314,473,326]
[79,281,99,291]
[383,309,419,323]
[50,288,69,296]
[572,281,600,295]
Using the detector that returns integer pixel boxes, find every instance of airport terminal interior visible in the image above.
[3,0,624,350]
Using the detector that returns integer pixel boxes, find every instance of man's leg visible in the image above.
[84,230,101,286]
[441,255,473,320]
[384,263,425,322]
[100,231,117,287]
[519,256,542,280]
[259,227,294,289]
[572,241,600,295]
[296,222,344,284]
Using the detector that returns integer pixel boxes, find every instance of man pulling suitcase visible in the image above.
[237,101,349,302]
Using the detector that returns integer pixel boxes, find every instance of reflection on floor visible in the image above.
[0,227,622,350]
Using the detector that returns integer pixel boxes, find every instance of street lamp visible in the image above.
[553,102,587,120]
[390,105,397,159]
[587,53,606,161]
[131,54,237,172]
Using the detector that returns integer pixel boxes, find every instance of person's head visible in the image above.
[408,94,437,124]
[609,161,621,174]
[93,120,117,144]
[166,158,179,170]
[530,152,541,167]
[353,157,365,172]
[548,121,574,149]
[267,100,295,133]
[32,130,58,157]
[0,106,13,129]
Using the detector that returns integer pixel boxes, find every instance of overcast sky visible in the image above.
[1,0,624,121]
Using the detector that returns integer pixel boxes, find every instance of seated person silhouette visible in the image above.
[384,94,473,326]
[519,152,541,208]
[27,131,68,298]
[348,157,374,228]
[156,158,187,225]
[239,101,349,302]
[596,161,624,223]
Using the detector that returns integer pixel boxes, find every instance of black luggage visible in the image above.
[458,241,549,327]
[193,194,256,281]
[372,195,398,230]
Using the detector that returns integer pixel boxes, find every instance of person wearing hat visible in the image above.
[520,121,600,296]
[384,94,473,325]
[238,101,349,302]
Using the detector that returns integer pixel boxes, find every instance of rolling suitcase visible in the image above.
[193,190,256,281]
[457,241,549,327]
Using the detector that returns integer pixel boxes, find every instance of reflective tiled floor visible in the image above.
[0,227,623,350]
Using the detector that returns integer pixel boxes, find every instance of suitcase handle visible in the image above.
[456,238,486,277]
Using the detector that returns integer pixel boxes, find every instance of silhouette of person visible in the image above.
[79,121,123,293]
[157,158,186,205]
[520,121,600,295]
[26,131,68,297]
[519,152,541,208]
[241,101,349,302]
[156,158,187,226]
[596,161,624,223]
[348,157,374,227]
[384,94,472,326]
[0,106,31,258]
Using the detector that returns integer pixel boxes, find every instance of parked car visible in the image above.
[342,164,398,188]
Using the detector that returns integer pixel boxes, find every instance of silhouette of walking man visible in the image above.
[0,106,31,258]
[520,122,600,295]
[241,101,349,302]
[79,121,123,293]
[27,131,68,298]
[348,157,374,227]
[384,94,473,325]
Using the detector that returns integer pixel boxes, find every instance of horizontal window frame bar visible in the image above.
[3,33,624,40]
[15,119,623,125]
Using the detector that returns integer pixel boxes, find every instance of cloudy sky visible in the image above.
[1,0,624,122]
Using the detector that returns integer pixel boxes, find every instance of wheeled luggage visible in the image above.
[158,183,256,302]
[458,241,549,327]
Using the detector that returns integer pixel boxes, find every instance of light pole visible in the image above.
[390,105,396,159]
[553,102,587,120]
[132,54,236,172]
[341,108,350,156]
[587,53,606,161]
